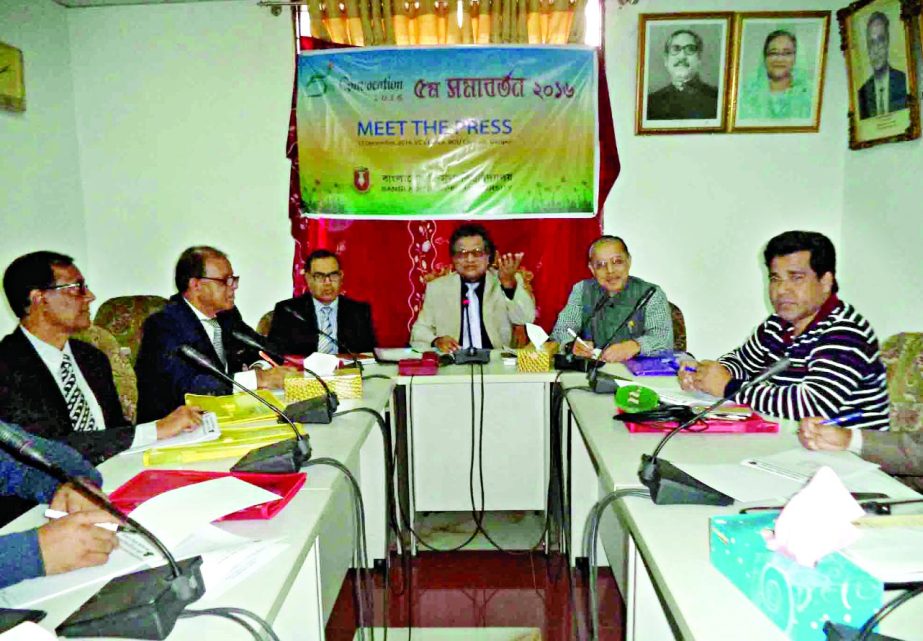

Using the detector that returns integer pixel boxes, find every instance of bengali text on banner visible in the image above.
[296,45,598,219]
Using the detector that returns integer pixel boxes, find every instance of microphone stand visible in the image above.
[637,357,791,506]
[587,287,656,394]
[453,296,490,365]
[0,423,205,640]
[554,292,613,373]
[178,345,317,474]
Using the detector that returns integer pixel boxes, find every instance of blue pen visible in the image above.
[679,363,697,373]
[820,411,863,426]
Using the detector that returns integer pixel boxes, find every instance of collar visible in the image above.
[20,324,74,372]
[779,294,841,343]
[313,296,339,317]
[459,275,486,294]
[183,297,213,322]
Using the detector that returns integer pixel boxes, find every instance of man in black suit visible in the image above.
[135,246,295,423]
[647,29,719,120]
[0,251,200,523]
[268,249,376,356]
[857,11,908,120]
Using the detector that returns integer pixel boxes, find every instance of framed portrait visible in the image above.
[636,13,733,135]
[729,12,831,133]
[0,42,26,113]
[837,0,920,149]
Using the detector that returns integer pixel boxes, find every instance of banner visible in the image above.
[296,46,598,219]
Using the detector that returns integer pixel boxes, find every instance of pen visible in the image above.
[566,329,601,358]
[44,508,130,533]
[259,350,281,368]
[820,411,863,426]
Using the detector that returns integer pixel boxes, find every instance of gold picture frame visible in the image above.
[837,0,920,150]
[0,41,26,113]
[636,12,734,135]
[728,11,831,133]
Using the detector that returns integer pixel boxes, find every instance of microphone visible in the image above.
[178,345,314,474]
[229,329,286,367]
[554,292,614,372]
[0,421,205,639]
[279,303,364,372]
[454,296,490,364]
[587,287,657,394]
[637,357,792,506]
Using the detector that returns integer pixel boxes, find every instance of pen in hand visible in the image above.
[820,411,864,426]
[566,329,602,359]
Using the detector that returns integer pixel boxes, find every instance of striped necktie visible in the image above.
[206,318,227,368]
[60,353,100,432]
[318,306,336,354]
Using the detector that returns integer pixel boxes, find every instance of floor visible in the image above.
[325,551,624,641]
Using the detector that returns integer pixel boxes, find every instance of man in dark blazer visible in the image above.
[268,249,376,356]
[135,246,295,423]
[0,251,199,523]
[857,11,908,120]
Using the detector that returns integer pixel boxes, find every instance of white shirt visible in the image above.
[21,325,157,450]
[183,298,259,391]
[873,72,890,115]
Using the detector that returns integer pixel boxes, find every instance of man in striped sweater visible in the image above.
[678,231,889,430]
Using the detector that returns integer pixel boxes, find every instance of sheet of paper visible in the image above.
[127,476,281,548]
[741,448,880,484]
[373,347,420,362]
[303,352,339,376]
[199,537,290,603]
[121,412,221,455]
[525,323,549,350]
[674,461,806,503]
[842,526,923,583]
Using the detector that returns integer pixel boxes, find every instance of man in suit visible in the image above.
[647,29,719,120]
[799,417,923,491]
[135,246,295,423]
[268,249,376,356]
[0,252,201,466]
[857,11,908,120]
[410,224,535,353]
[1,421,119,589]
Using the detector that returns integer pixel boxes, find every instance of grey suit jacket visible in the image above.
[409,271,536,350]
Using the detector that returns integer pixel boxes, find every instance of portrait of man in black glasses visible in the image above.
[647,28,720,120]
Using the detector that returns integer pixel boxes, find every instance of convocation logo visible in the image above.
[353,167,371,193]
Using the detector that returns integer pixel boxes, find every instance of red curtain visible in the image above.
[286,36,618,347]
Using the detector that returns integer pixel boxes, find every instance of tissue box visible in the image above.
[284,367,362,402]
[516,343,558,373]
[710,512,882,641]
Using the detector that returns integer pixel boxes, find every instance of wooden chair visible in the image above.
[73,324,138,423]
[257,310,274,337]
[93,295,168,366]
[669,302,687,352]
[881,332,923,432]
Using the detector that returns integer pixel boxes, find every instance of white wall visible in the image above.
[67,0,295,326]
[603,0,847,357]
[0,0,88,329]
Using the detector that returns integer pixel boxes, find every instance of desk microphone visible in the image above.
[587,286,657,394]
[178,345,314,474]
[0,421,205,639]
[454,297,490,365]
[229,329,286,367]
[279,303,364,372]
[637,357,791,506]
[554,291,614,372]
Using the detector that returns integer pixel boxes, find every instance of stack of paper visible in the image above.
[842,526,923,583]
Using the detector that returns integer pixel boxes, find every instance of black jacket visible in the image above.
[268,294,376,356]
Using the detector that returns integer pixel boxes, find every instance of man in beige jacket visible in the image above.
[410,224,535,352]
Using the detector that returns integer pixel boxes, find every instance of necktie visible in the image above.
[878,87,885,114]
[318,306,336,354]
[462,282,483,349]
[60,354,99,432]
[206,318,227,368]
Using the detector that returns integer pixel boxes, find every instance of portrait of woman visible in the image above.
[730,12,830,132]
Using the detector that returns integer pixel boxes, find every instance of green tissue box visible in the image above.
[710,512,882,641]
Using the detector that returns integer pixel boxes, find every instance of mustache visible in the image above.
[672,59,690,68]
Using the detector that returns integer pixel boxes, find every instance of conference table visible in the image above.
[0,377,395,641]
[561,368,923,641]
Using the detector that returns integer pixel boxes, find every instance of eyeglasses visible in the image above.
[309,270,342,284]
[591,257,628,271]
[452,248,487,260]
[199,275,240,288]
[43,280,90,296]
[668,44,699,56]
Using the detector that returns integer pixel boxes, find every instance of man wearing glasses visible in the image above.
[0,251,202,522]
[551,236,673,363]
[135,246,295,423]
[267,249,376,356]
[647,29,719,120]
[410,224,535,353]
[857,11,908,120]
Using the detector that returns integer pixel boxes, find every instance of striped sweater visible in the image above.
[719,296,889,430]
